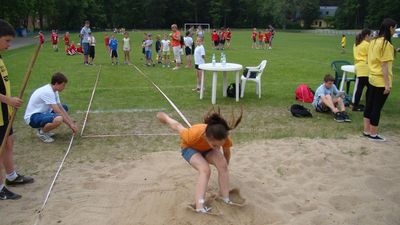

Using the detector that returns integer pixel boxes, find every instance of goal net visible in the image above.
[184,23,210,33]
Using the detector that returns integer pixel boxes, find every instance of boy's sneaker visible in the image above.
[36,130,54,143]
[38,129,55,137]
[368,134,386,142]
[341,112,351,122]
[362,131,370,137]
[334,112,345,122]
[6,174,34,186]
[172,67,180,70]
[0,186,21,200]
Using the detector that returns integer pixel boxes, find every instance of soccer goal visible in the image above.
[184,23,210,33]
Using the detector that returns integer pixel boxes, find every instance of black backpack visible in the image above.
[227,83,241,98]
[242,68,257,78]
[290,104,312,117]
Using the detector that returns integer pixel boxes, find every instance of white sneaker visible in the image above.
[38,129,55,137]
[172,67,180,70]
[36,130,54,143]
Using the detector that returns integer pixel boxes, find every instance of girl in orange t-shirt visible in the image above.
[157,109,242,213]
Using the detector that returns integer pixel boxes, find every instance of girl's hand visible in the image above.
[6,97,23,108]
[384,85,391,95]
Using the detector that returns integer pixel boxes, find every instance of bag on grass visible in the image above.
[295,84,314,103]
[227,83,241,98]
[290,104,312,117]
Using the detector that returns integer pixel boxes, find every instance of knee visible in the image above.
[53,116,64,124]
[199,166,211,178]
[217,160,228,174]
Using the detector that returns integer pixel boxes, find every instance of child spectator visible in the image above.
[171,24,182,70]
[63,32,70,52]
[184,31,193,68]
[193,37,205,92]
[122,32,132,65]
[219,27,226,50]
[88,31,96,65]
[76,43,83,54]
[251,28,257,49]
[211,29,219,49]
[141,33,147,60]
[341,34,346,54]
[258,31,264,49]
[109,34,118,65]
[104,34,110,54]
[268,24,275,49]
[66,41,77,55]
[51,30,58,52]
[225,28,231,49]
[143,34,155,67]
[155,35,162,64]
[265,29,272,49]
[36,31,44,45]
[161,34,171,68]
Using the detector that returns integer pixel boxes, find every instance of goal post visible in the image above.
[184,23,210,33]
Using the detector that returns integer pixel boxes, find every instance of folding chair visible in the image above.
[330,60,356,94]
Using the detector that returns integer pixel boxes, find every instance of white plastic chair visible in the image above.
[240,60,267,98]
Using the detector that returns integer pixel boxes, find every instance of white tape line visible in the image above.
[76,108,166,114]
[80,65,102,136]
[133,65,192,127]
[81,133,178,138]
[33,134,76,225]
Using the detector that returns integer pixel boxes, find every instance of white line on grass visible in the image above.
[76,108,166,114]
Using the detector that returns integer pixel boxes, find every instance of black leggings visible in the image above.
[353,77,369,106]
[363,85,389,126]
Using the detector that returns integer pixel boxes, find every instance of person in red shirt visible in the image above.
[219,27,226,50]
[265,30,272,49]
[63,32,70,52]
[225,28,232,49]
[211,29,219,49]
[66,41,77,55]
[104,34,110,54]
[251,28,257,49]
[36,31,44,46]
[171,24,182,70]
[258,31,264,49]
[51,30,58,52]
[76,43,83,54]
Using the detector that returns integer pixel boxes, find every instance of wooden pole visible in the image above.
[0,43,41,157]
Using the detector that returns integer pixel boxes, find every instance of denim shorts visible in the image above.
[145,50,152,59]
[29,104,68,128]
[181,148,211,163]
[82,43,90,55]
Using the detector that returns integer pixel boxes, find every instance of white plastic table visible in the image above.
[340,65,356,102]
[199,63,243,104]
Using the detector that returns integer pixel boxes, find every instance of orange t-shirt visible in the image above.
[180,124,232,151]
[171,31,181,47]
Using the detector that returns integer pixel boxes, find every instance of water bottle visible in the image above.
[212,53,216,66]
[221,53,226,66]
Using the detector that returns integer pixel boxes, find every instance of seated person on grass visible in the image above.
[24,73,77,143]
[312,74,351,122]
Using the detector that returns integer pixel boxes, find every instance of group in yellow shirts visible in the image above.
[353,18,397,142]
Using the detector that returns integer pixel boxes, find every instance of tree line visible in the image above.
[1,0,399,31]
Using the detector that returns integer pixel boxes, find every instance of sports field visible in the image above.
[2,30,400,225]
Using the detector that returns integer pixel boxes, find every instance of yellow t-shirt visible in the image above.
[0,56,13,126]
[180,124,232,152]
[353,40,370,77]
[341,36,346,47]
[368,37,394,87]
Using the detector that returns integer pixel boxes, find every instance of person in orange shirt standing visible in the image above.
[171,24,181,70]
[63,32,70,52]
[225,28,232,49]
[157,109,242,213]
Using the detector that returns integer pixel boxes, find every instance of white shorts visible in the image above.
[173,46,181,63]
[123,47,130,51]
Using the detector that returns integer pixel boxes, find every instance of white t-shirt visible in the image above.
[123,37,130,49]
[24,84,61,124]
[161,39,170,51]
[194,45,205,65]
[184,36,193,48]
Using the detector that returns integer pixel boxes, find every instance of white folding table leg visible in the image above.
[200,70,205,100]
[235,71,240,102]
[340,72,346,91]
[223,71,227,97]
[212,72,217,104]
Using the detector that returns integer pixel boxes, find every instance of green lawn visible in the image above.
[3,30,400,143]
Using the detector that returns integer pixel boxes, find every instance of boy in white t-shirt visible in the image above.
[193,37,205,92]
[161,34,171,68]
[24,73,78,143]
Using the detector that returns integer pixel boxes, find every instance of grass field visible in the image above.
[3,30,400,151]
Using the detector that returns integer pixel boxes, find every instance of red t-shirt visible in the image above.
[104,36,109,46]
[51,33,58,44]
[39,33,44,44]
[258,33,263,41]
[265,32,272,42]
[171,31,181,47]
[64,35,70,45]
[252,31,257,39]
[77,46,83,53]
[226,31,231,40]
[212,32,218,41]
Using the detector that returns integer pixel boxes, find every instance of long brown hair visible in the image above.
[203,107,243,140]
[355,29,371,46]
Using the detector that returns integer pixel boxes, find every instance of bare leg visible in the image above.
[363,118,371,134]
[42,116,63,133]
[320,95,339,113]
[3,135,15,174]
[206,148,229,199]
[370,125,379,136]
[189,153,211,209]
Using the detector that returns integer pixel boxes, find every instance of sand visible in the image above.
[2,136,400,225]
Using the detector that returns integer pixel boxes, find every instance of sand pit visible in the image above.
[2,136,400,225]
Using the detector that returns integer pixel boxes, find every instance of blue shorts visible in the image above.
[181,148,211,163]
[82,43,89,55]
[29,104,68,128]
[145,50,152,60]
